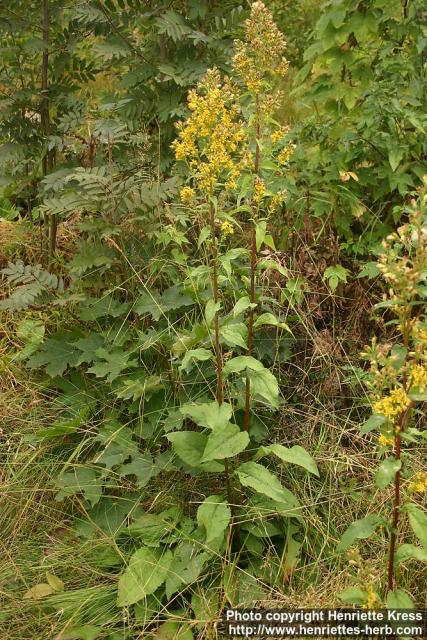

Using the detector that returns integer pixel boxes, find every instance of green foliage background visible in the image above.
[0,1,426,639]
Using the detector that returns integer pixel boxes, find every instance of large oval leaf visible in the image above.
[117,547,173,606]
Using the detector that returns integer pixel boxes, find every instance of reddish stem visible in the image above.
[243,96,261,440]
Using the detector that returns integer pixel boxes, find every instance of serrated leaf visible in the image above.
[202,423,249,461]
[165,544,209,599]
[220,323,248,349]
[27,335,81,377]
[232,296,255,317]
[55,468,103,507]
[360,413,387,434]
[88,348,137,383]
[248,368,279,408]
[205,299,220,325]
[115,375,163,401]
[179,348,213,372]
[259,444,319,476]
[337,515,381,552]
[180,401,233,430]
[237,462,301,512]
[197,495,231,544]
[166,431,223,471]
[375,457,401,489]
[117,547,173,606]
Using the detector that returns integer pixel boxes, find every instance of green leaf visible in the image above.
[14,319,45,361]
[248,368,279,408]
[166,431,223,472]
[253,312,292,333]
[237,462,301,513]
[205,299,220,325]
[388,147,403,172]
[197,495,231,544]
[88,348,137,383]
[395,544,427,563]
[118,454,153,488]
[179,348,213,372]
[117,547,173,606]
[61,626,101,640]
[375,457,401,489]
[23,583,54,600]
[232,296,255,317]
[323,265,350,292]
[115,375,163,401]
[223,356,279,407]
[202,423,249,461]
[223,355,264,375]
[357,262,380,279]
[127,512,175,546]
[337,515,381,552]
[259,444,319,476]
[409,390,427,401]
[165,543,209,599]
[386,589,414,609]
[55,468,103,507]
[27,335,81,377]
[406,504,427,548]
[46,572,64,592]
[220,323,248,349]
[180,401,232,430]
[360,413,387,434]
[198,226,210,248]
[338,587,367,606]
[153,621,193,640]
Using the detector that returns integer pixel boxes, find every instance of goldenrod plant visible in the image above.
[338,179,427,607]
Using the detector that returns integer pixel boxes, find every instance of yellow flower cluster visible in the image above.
[378,433,395,447]
[180,186,195,204]
[172,68,245,194]
[268,190,287,213]
[232,1,288,93]
[271,125,290,144]
[373,387,411,420]
[364,585,378,609]
[220,221,234,237]
[409,363,427,392]
[408,471,427,493]
[277,143,296,166]
[253,177,266,204]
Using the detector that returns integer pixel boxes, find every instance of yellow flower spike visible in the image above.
[372,387,411,420]
[409,363,427,392]
[171,68,245,196]
[253,177,266,204]
[220,221,234,237]
[408,471,427,493]
[277,143,296,166]
[364,585,378,609]
[232,1,288,92]
[180,186,196,204]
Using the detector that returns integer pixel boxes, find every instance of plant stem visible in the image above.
[243,95,261,439]
[386,315,411,593]
[209,201,234,508]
